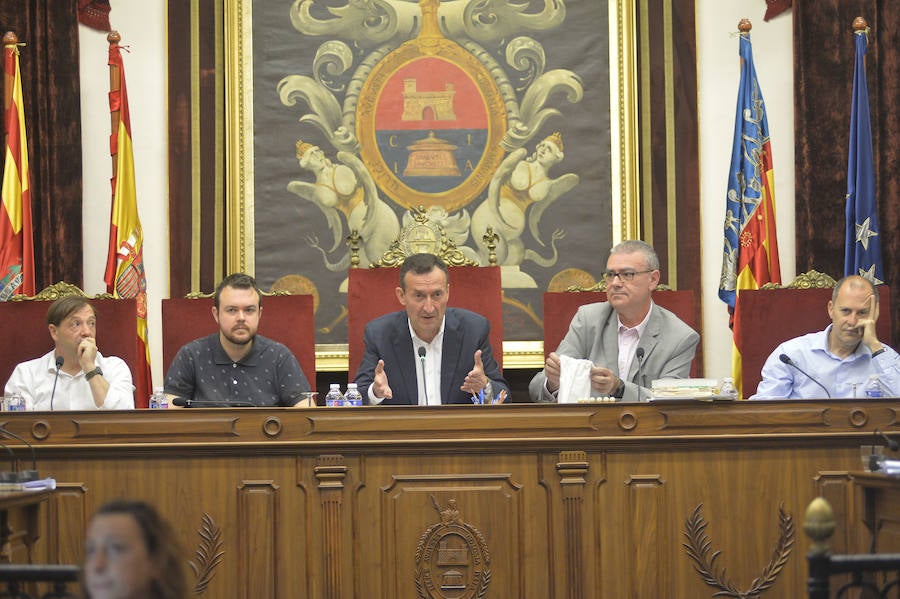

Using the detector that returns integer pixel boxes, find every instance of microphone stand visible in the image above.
[635,347,645,403]
[50,355,64,411]
[418,346,429,405]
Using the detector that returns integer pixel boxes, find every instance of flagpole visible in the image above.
[107,31,121,191]
[2,32,15,116]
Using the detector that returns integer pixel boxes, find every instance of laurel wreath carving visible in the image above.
[682,502,794,598]
[189,512,225,595]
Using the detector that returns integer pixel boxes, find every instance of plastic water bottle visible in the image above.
[344,383,363,407]
[149,386,168,409]
[324,384,344,407]
[719,377,738,400]
[865,374,884,398]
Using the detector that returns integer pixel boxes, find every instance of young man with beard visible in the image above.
[164,273,311,407]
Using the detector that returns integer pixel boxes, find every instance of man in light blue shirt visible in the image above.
[751,275,899,399]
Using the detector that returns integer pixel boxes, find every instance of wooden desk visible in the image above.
[853,471,900,553]
[1,399,897,598]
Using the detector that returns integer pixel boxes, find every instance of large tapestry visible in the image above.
[236,0,617,346]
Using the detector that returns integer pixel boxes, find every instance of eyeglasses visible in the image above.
[602,269,653,282]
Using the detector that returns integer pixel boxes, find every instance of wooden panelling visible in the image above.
[2,400,897,598]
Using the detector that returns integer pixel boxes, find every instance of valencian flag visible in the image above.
[718,21,781,397]
[845,19,883,284]
[104,33,151,405]
[0,33,35,300]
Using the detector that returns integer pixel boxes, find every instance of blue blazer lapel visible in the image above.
[440,311,463,404]
[388,314,419,405]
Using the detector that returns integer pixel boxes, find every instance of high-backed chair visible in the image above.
[0,282,147,407]
[161,293,316,387]
[346,207,503,379]
[735,271,891,397]
[542,285,701,377]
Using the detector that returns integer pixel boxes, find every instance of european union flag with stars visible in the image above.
[845,25,884,284]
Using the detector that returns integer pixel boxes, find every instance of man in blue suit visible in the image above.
[354,253,509,405]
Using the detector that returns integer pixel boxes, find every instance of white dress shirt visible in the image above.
[5,350,135,410]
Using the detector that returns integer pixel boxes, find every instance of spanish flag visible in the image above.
[104,33,151,406]
[718,21,781,398]
[0,33,34,300]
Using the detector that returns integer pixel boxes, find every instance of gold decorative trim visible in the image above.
[759,269,838,290]
[10,282,113,302]
[611,0,640,241]
[369,206,478,268]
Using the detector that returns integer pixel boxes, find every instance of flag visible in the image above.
[0,36,34,300]
[718,26,781,397]
[844,24,883,283]
[104,36,151,406]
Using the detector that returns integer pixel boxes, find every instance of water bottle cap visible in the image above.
[347,383,358,388]
[329,383,341,389]
[153,386,164,393]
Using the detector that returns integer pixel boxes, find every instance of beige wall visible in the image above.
[76,2,796,391]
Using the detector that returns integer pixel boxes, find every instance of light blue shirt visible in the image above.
[750,325,900,399]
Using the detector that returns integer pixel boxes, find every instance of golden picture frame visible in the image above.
[223,0,640,372]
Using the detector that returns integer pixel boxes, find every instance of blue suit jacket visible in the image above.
[354,308,509,405]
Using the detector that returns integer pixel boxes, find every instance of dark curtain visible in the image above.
[795,1,900,342]
[0,2,83,291]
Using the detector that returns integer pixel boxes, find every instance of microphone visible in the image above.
[50,355,64,410]
[0,425,38,482]
[171,398,256,408]
[0,438,18,484]
[418,346,429,405]
[779,354,831,399]
[875,429,900,451]
[635,347,645,402]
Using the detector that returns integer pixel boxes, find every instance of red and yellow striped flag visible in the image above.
[104,33,151,406]
[0,33,34,300]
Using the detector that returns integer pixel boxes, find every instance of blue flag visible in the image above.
[845,28,883,283]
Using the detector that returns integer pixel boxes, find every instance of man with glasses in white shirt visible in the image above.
[529,240,699,402]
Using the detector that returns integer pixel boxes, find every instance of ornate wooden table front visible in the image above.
[1,399,896,598]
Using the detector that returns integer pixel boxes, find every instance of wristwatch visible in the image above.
[85,367,103,381]
[611,377,626,399]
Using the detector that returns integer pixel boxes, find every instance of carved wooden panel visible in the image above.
[377,466,525,598]
[237,481,279,599]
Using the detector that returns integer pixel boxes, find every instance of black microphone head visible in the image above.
[778,354,792,365]
[171,397,189,407]
[636,347,644,359]
[55,355,64,368]
[877,429,900,451]
[418,346,426,359]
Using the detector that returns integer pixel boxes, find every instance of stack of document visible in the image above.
[880,459,900,475]
[650,378,725,401]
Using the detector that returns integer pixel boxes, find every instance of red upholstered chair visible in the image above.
[347,265,503,378]
[161,294,316,385]
[736,274,891,397]
[0,283,146,406]
[542,288,701,377]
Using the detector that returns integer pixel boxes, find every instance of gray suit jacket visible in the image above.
[529,302,699,403]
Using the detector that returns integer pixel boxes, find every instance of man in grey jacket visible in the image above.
[530,240,699,402]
